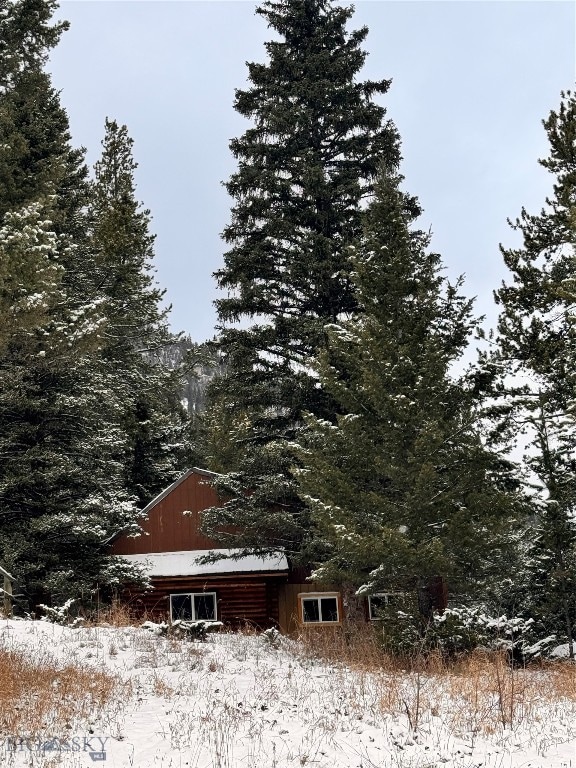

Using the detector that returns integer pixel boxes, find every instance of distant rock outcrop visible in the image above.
[159,335,224,417]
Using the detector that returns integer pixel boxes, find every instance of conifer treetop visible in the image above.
[0,0,68,87]
[216,0,401,335]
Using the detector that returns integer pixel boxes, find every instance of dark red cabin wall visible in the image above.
[111,472,222,555]
[120,574,284,629]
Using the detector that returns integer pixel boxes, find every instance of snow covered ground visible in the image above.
[1,619,575,767]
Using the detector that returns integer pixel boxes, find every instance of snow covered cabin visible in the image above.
[110,468,447,633]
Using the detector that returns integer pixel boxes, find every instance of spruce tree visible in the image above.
[0,199,137,605]
[0,1,139,606]
[0,203,62,354]
[0,1,87,232]
[492,90,576,653]
[0,0,66,85]
[296,170,520,596]
[88,118,191,507]
[205,0,409,557]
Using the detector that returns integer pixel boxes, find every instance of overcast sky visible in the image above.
[48,1,575,343]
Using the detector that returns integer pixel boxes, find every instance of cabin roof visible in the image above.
[119,549,289,577]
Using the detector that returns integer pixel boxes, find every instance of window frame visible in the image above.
[169,591,218,622]
[299,592,341,625]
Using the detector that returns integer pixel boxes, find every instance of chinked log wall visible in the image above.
[123,573,284,630]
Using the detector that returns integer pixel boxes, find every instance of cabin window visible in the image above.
[368,593,405,620]
[170,592,217,622]
[299,593,340,624]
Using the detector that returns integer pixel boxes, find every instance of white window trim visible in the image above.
[367,592,406,620]
[169,591,217,622]
[299,592,341,625]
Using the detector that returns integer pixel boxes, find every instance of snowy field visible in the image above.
[1,619,576,768]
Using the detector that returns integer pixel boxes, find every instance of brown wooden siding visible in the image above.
[121,573,285,629]
[279,583,398,635]
[278,579,449,634]
[279,582,346,635]
[112,472,221,554]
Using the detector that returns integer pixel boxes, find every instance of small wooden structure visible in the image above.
[110,468,447,634]
[110,468,289,629]
[0,564,14,617]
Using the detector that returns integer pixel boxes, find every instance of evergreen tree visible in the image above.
[0,1,87,233]
[0,0,66,86]
[295,170,520,596]
[0,199,138,605]
[0,203,63,354]
[205,0,409,557]
[0,1,139,606]
[492,90,576,653]
[88,118,191,507]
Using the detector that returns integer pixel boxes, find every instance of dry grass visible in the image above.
[293,621,576,738]
[151,671,175,698]
[0,645,128,741]
[295,622,406,672]
[3,615,575,766]
[88,598,143,627]
[548,657,576,698]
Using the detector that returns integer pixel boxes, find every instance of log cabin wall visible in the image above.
[111,470,221,555]
[122,573,285,629]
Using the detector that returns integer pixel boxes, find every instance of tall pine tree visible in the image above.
[492,90,576,653]
[0,1,139,606]
[88,118,191,508]
[296,169,520,597]
[204,0,410,558]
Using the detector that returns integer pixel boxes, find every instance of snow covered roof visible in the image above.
[119,549,289,577]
